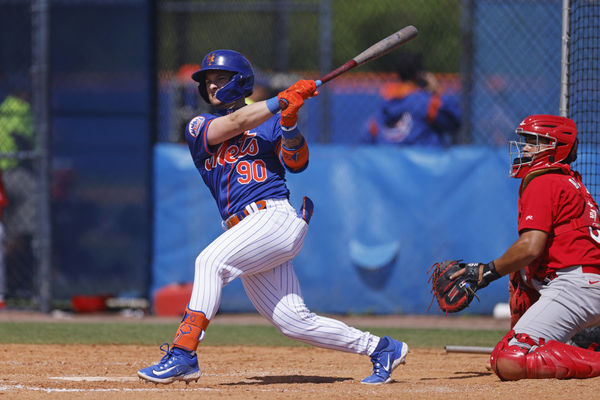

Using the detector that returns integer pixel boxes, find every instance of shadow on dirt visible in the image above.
[420,371,492,381]
[222,375,353,385]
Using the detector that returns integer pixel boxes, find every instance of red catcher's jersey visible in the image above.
[518,167,600,281]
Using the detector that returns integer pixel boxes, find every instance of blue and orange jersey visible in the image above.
[364,81,461,146]
[185,112,292,220]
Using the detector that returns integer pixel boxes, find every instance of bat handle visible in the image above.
[315,79,322,88]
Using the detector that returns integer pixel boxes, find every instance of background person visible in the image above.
[0,80,35,307]
[364,51,461,146]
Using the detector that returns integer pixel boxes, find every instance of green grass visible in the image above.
[0,321,505,348]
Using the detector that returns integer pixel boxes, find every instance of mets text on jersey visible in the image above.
[204,132,259,171]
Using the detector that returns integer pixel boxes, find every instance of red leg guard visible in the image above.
[172,306,210,352]
[490,330,530,381]
[490,330,512,374]
[526,340,600,379]
[491,331,600,380]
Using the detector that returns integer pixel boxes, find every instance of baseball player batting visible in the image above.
[137,49,407,385]
[429,115,600,380]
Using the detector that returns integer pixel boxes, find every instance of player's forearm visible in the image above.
[206,101,275,145]
[493,249,536,276]
[493,230,547,276]
[279,125,308,173]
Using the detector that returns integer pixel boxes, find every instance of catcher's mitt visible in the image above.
[427,260,479,313]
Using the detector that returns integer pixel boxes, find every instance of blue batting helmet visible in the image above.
[192,49,254,104]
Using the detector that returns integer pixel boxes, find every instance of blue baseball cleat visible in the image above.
[137,343,201,384]
[361,336,408,385]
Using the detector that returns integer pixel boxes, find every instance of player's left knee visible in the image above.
[194,252,218,276]
[492,344,529,380]
[490,334,529,380]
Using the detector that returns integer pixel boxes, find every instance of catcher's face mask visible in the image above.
[509,132,555,178]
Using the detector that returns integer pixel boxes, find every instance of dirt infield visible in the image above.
[1,312,600,399]
[3,344,600,399]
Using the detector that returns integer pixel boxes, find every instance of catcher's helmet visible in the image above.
[192,49,254,104]
[509,114,577,178]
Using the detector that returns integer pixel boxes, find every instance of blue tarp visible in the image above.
[154,143,520,315]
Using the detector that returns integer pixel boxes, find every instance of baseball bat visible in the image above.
[316,25,419,87]
[279,26,418,110]
[444,345,494,354]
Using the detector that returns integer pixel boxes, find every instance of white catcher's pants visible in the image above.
[511,266,600,347]
[188,198,379,355]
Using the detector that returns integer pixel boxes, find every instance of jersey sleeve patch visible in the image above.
[188,116,206,138]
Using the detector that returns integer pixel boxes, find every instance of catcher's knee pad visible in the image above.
[490,330,513,373]
[490,330,530,381]
[492,332,600,380]
[172,306,210,352]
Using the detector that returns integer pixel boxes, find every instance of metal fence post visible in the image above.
[559,0,570,117]
[31,0,52,312]
[318,0,332,143]
[459,0,474,145]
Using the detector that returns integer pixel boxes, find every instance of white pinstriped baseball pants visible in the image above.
[188,198,380,355]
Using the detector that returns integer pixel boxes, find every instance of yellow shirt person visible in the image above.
[0,94,34,170]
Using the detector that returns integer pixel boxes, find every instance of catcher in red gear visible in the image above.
[429,115,600,380]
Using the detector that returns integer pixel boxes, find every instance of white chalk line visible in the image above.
[0,384,214,393]
[1,376,306,394]
[0,383,303,394]
[46,372,283,380]
[49,376,138,382]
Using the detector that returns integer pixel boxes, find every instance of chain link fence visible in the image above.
[567,2,600,200]
[0,0,591,310]
[157,0,564,148]
[0,1,39,307]
[465,0,562,146]
[157,0,462,144]
[1,0,152,311]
